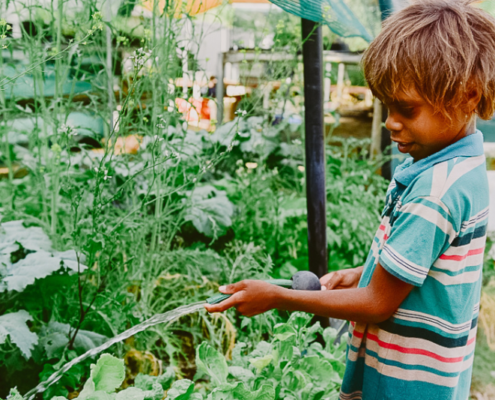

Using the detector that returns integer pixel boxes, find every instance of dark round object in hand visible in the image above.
[291,271,321,291]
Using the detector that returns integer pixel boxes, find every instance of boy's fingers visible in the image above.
[325,273,343,290]
[219,280,247,294]
[204,294,239,313]
[320,272,335,287]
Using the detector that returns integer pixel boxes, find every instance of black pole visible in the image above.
[301,19,328,279]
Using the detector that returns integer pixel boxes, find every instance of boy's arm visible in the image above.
[204,263,414,324]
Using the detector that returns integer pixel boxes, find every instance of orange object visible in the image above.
[175,97,211,121]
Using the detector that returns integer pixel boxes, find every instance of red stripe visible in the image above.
[352,330,476,363]
[379,225,386,231]
[383,234,389,241]
[439,247,484,261]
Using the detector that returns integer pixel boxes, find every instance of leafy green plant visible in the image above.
[4,313,346,400]
[177,312,346,400]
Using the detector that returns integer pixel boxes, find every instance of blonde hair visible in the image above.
[363,0,495,120]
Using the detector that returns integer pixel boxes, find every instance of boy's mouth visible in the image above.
[392,139,414,154]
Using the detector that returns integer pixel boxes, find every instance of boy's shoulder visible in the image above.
[400,154,488,223]
[403,154,486,197]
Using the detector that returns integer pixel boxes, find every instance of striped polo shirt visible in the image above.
[340,131,488,400]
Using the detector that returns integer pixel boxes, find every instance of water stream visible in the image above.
[25,301,206,400]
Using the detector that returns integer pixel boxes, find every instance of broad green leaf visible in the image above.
[142,383,165,400]
[322,328,338,351]
[195,343,228,386]
[274,331,296,342]
[83,392,114,400]
[207,120,237,145]
[274,323,296,339]
[302,322,322,349]
[229,382,254,400]
[228,366,255,382]
[115,388,145,400]
[134,367,175,390]
[0,220,52,254]
[249,341,271,358]
[206,382,249,400]
[0,310,38,359]
[287,312,313,332]
[239,130,278,157]
[39,321,107,359]
[90,354,125,393]
[1,250,87,293]
[252,384,275,400]
[166,379,194,400]
[249,354,273,373]
[231,342,248,368]
[184,186,234,238]
[300,356,341,384]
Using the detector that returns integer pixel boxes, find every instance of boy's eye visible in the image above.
[398,106,415,117]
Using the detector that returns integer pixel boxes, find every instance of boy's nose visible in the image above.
[385,113,403,133]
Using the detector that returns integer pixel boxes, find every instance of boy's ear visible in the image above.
[465,87,481,114]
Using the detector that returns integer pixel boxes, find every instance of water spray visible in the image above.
[25,271,322,399]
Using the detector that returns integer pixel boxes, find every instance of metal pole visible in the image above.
[301,19,328,279]
[216,52,224,124]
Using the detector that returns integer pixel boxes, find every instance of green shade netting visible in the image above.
[269,0,381,42]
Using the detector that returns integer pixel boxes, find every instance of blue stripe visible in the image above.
[451,224,487,247]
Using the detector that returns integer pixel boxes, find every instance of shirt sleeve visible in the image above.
[378,196,457,286]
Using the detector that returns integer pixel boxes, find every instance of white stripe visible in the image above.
[364,354,459,387]
[439,155,485,198]
[430,161,449,197]
[382,245,429,278]
[422,195,451,216]
[393,308,473,334]
[400,201,457,241]
[429,268,481,285]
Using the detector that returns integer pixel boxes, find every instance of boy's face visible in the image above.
[384,87,474,161]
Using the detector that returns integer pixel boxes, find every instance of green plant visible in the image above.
[4,313,346,400]
[4,353,175,400]
[185,312,346,400]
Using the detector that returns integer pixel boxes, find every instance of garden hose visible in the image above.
[206,271,321,305]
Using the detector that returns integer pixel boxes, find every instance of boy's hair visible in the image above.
[363,0,495,120]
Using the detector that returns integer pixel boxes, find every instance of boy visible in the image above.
[206,1,495,398]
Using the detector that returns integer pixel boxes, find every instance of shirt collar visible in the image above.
[394,130,484,187]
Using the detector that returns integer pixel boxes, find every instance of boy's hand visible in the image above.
[204,280,282,317]
[320,266,363,290]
